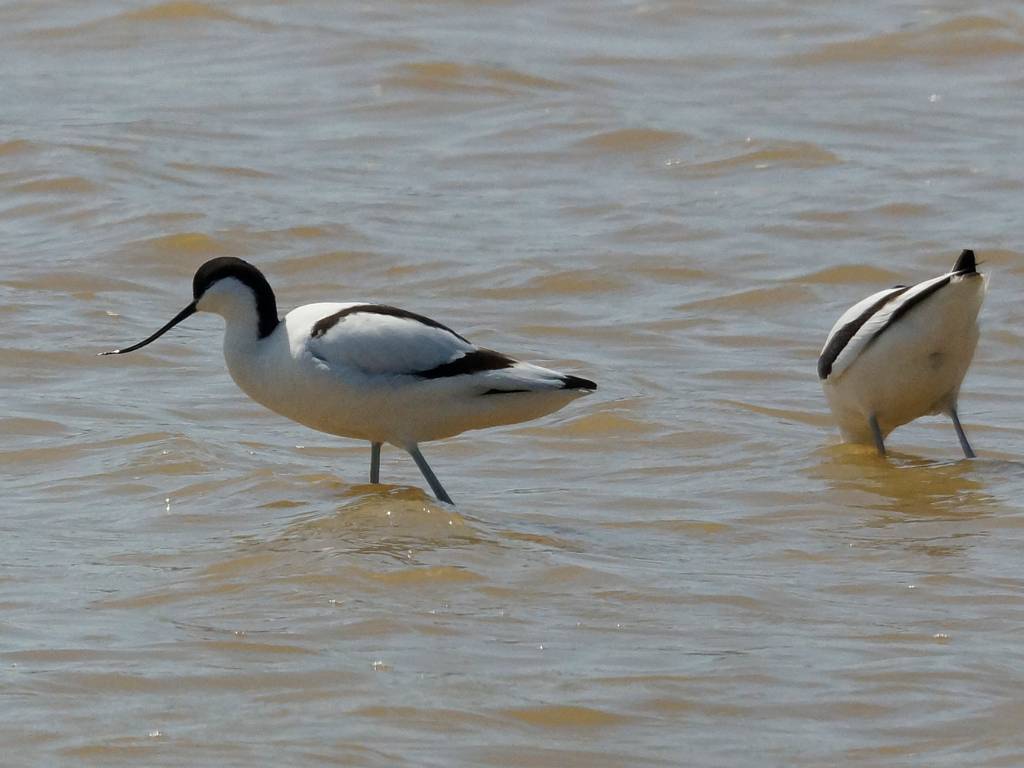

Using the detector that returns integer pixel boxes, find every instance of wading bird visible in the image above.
[101,257,596,503]
[818,249,986,457]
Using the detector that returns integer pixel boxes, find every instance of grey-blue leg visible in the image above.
[370,442,382,483]
[950,407,976,459]
[407,444,454,504]
[869,414,886,457]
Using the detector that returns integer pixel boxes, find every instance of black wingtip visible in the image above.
[562,375,597,391]
[953,249,976,274]
[816,356,830,381]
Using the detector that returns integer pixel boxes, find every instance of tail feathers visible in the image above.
[953,249,976,274]
[477,363,596,395]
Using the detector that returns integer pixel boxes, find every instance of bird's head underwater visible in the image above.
[99,257,279,356]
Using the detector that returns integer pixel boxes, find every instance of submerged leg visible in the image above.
[370,441,382,484]
[950,407,976,459]
[868,414,886,457]
[406,444,454,505]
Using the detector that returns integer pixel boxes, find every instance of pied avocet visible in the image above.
[101,257,597,503]
[818,249,986,457]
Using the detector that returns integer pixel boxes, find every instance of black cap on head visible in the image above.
[952,249,976,274]
[193,257,265,298]
[192,257,279,338]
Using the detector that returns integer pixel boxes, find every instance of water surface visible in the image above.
[3,1,1024,765]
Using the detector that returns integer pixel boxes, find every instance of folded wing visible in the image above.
[304,303,480,377]
[819,272,954,381]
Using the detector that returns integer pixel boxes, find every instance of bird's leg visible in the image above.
[950,407,976,459]
[868,414,886,457]
[370,442,382,484]
[407,444,454,505]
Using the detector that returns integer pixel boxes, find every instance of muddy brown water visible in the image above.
[3,2,1024,766]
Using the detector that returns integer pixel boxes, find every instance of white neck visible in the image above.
[196,277,266,351]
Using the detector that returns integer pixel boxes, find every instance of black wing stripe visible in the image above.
[311,304,469,343]
[415,348,516,380]
[817,287,910,380]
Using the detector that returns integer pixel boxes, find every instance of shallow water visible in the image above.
[3,1,1024,765]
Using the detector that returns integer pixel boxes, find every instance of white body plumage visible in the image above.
[219,298,593,446]
[818,250,986,455]
[103,258,596,503]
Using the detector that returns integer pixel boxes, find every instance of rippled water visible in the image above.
[3,1,1024,765]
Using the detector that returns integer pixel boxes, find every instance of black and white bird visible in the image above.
[101,257,596,503]
[818,249,987,457]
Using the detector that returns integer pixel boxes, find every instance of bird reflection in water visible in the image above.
[808,446,1011,558]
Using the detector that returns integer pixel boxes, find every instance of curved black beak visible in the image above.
[99,301,197,356]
